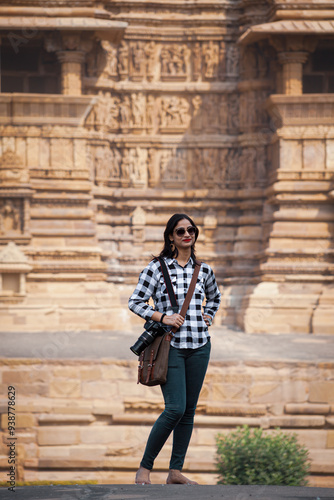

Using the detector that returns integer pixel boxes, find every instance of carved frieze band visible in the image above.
[86,92,241,134]
[86,40,239,82]
[90,145,267,189]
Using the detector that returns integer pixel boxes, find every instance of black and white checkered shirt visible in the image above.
[128,256,221,349]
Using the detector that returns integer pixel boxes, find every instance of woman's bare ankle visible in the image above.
[135,466,151,484]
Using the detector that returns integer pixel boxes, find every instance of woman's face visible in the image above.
[170,218,196,252]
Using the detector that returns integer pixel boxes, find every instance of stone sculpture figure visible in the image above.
[256,147,267,182]
[147,148,157,186]
[161,44,187,77]
[205,95,219,129]
[160,97,189,128]
[192,95,203,132]
[226,44,239,76]
[226,149,240,181]
[227,95,239,131]
[219,148,228,185]
[120,95,131,128]
[0,200,21,233]
[121,149,131,182]
[145,41,156,80]
[203,149,219,183]
[118,41,129,78]
[110,149,122,179]
[203,42,219,79]
[106,96,121,130]
[95,147,112,184]
[146,95,156,129]
[192,148,203,187]
[192,42,202,80]
[100,41,118,78]
[131,41,146,76]
[218,41,226,80]
[131,93,146,127]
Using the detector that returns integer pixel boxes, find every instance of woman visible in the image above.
[128,213,221,485]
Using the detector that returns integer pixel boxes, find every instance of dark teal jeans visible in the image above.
[140,340,211,471]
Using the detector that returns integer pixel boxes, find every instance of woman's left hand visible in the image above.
[203,314,212,327]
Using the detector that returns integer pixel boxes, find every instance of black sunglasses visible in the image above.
[174,226,196,237]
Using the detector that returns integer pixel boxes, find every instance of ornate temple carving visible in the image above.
[160,149,187,187]
[159,97,190,131]
[160,44,189,80]
[131,93,146,128]
[0,150,29,185]
[130,41,146,79]
[0,0,333,339]
[118,41,129,80]
[203,42,219,80]
[192,42,202,81]
[0,199,21,233]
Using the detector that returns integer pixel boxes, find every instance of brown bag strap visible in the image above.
[172,262,201,334]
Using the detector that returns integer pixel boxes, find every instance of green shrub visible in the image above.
[216,425,310,486]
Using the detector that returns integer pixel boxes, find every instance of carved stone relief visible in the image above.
[192,42,202,81]
[226,44,240,77]
[94,146,148,188]
[87,40,231,83]
[118,41,129,80]
[159,97,190,131]
[160,44,189,80]
[0,150,29,185]
[204,95,220,131]
[0,199,21,233]
[130,41,146,79]
[191,95,203,133]
[160,149,187,186]
[131,93,146,129]
[203,42,219,79]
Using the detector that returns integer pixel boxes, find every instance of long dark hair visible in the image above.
[155,213,199,262]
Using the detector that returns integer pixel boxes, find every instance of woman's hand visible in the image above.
[163,313,184,328]
[203,314,212,327]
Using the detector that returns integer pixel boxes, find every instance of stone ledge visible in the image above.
[285,403,331,415]
[38,414,95,425]
[268,416,326,428]
[25,452,334,475]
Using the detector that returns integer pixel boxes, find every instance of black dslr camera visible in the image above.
[130,319,170,356]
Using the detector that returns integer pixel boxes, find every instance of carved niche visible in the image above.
[0,150,33,243]
[0,242,32,299]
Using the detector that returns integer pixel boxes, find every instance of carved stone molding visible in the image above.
[0,94,96,127]
[267,95,334,128]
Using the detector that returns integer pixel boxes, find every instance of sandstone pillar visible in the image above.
[270,36,317,95]
[278,51,308,95]
[56,50,85,96]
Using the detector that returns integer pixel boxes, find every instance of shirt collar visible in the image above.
[165,256,194,268]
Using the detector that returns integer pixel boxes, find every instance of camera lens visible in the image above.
[130,330,155,356]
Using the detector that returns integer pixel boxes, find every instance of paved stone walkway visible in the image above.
[0,484,334,500]
[1,327,334,362]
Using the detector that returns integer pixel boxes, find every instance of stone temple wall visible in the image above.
[0,357,333,486]
[0,3,333,331]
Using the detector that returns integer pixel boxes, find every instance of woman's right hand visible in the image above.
[163,313,184,329]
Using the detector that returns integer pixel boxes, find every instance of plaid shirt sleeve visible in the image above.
[202,264,221,319]
[128,260,159,320]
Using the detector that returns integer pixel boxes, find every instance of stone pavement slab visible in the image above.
[1,484,334,500]
[1,327,334,362]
